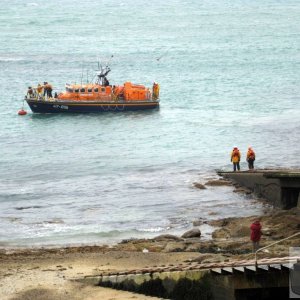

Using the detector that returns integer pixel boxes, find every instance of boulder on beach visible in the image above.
[193,182,206,189]
[181,228,201,239]
[233,187,252,194]
[185,242,202,252]
[192,220,203,226]
[163,241,187,252]
[231,225,250,238]
[212,228,230,239]
[153,234,183,241]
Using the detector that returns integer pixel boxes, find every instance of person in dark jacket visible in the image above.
[43,82,48,97]
[250,220,262,252]
[27,86,33,98]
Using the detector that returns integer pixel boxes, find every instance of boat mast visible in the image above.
[96,57,112,86]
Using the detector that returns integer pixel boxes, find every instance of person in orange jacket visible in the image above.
[152,82,160,100]
[43,82,53,98]
[231,146,241,172]
[36,83,43,99]
[246,147,256,170]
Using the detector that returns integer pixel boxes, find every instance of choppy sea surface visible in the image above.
[0,0,299,247]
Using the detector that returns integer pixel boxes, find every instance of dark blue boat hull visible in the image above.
[26,99,159,113]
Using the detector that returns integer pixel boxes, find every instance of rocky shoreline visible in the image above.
[1,205,299,261]
[1,177,300,299]
[114,206,300,259]
[1,178,299,260]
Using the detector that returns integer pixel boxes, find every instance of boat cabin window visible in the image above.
[66,87,73,93]
[94,88,98,92]
[80,88,85,93]
[87,88,92,93]
[101,87,106,92]
[74,89,79,93]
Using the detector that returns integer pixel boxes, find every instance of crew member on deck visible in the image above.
[36,83,43,99]
[27,86,33,98]
[43,82,48,97]
[103,77,110,87]
[47,83,53,98]
[43,82,53,98]
[152,82,160,100]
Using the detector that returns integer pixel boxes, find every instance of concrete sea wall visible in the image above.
[217,170,300,209]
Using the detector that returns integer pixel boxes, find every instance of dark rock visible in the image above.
[185,243,202,252]
[153,234,183,241]
[181,228,201,239]
[120,238,138,244]
[212,228,230,239]
[233,187,252,194]
[205,180,232,187]
[208,211,218,216]
[209,218,230,227]
[192,220,202,226]
[163,242,186,252]
[184,238,202,244]
[230,225,250,238]
[193,182,206,189]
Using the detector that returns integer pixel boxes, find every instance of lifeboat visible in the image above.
[25,66,159,113]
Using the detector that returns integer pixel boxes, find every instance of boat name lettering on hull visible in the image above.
[53,105,69,110]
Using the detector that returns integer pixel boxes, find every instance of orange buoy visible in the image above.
[18,109,27,116]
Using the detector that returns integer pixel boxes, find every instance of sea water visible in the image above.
[0,0,299,247]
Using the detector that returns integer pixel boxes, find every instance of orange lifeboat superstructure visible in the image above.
[25,65,159,113]
[58,84,113,101]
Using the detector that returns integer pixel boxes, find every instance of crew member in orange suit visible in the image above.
[231,146,241,172]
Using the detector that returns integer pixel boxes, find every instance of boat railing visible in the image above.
[255,231,300,266]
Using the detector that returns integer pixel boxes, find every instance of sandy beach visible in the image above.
[0,248,198,300]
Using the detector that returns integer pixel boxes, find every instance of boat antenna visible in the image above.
[86,70,89,84]
[89,74,96,84]
[106,55,114,67]
[156,49,169,61]
[80,66,84,85]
